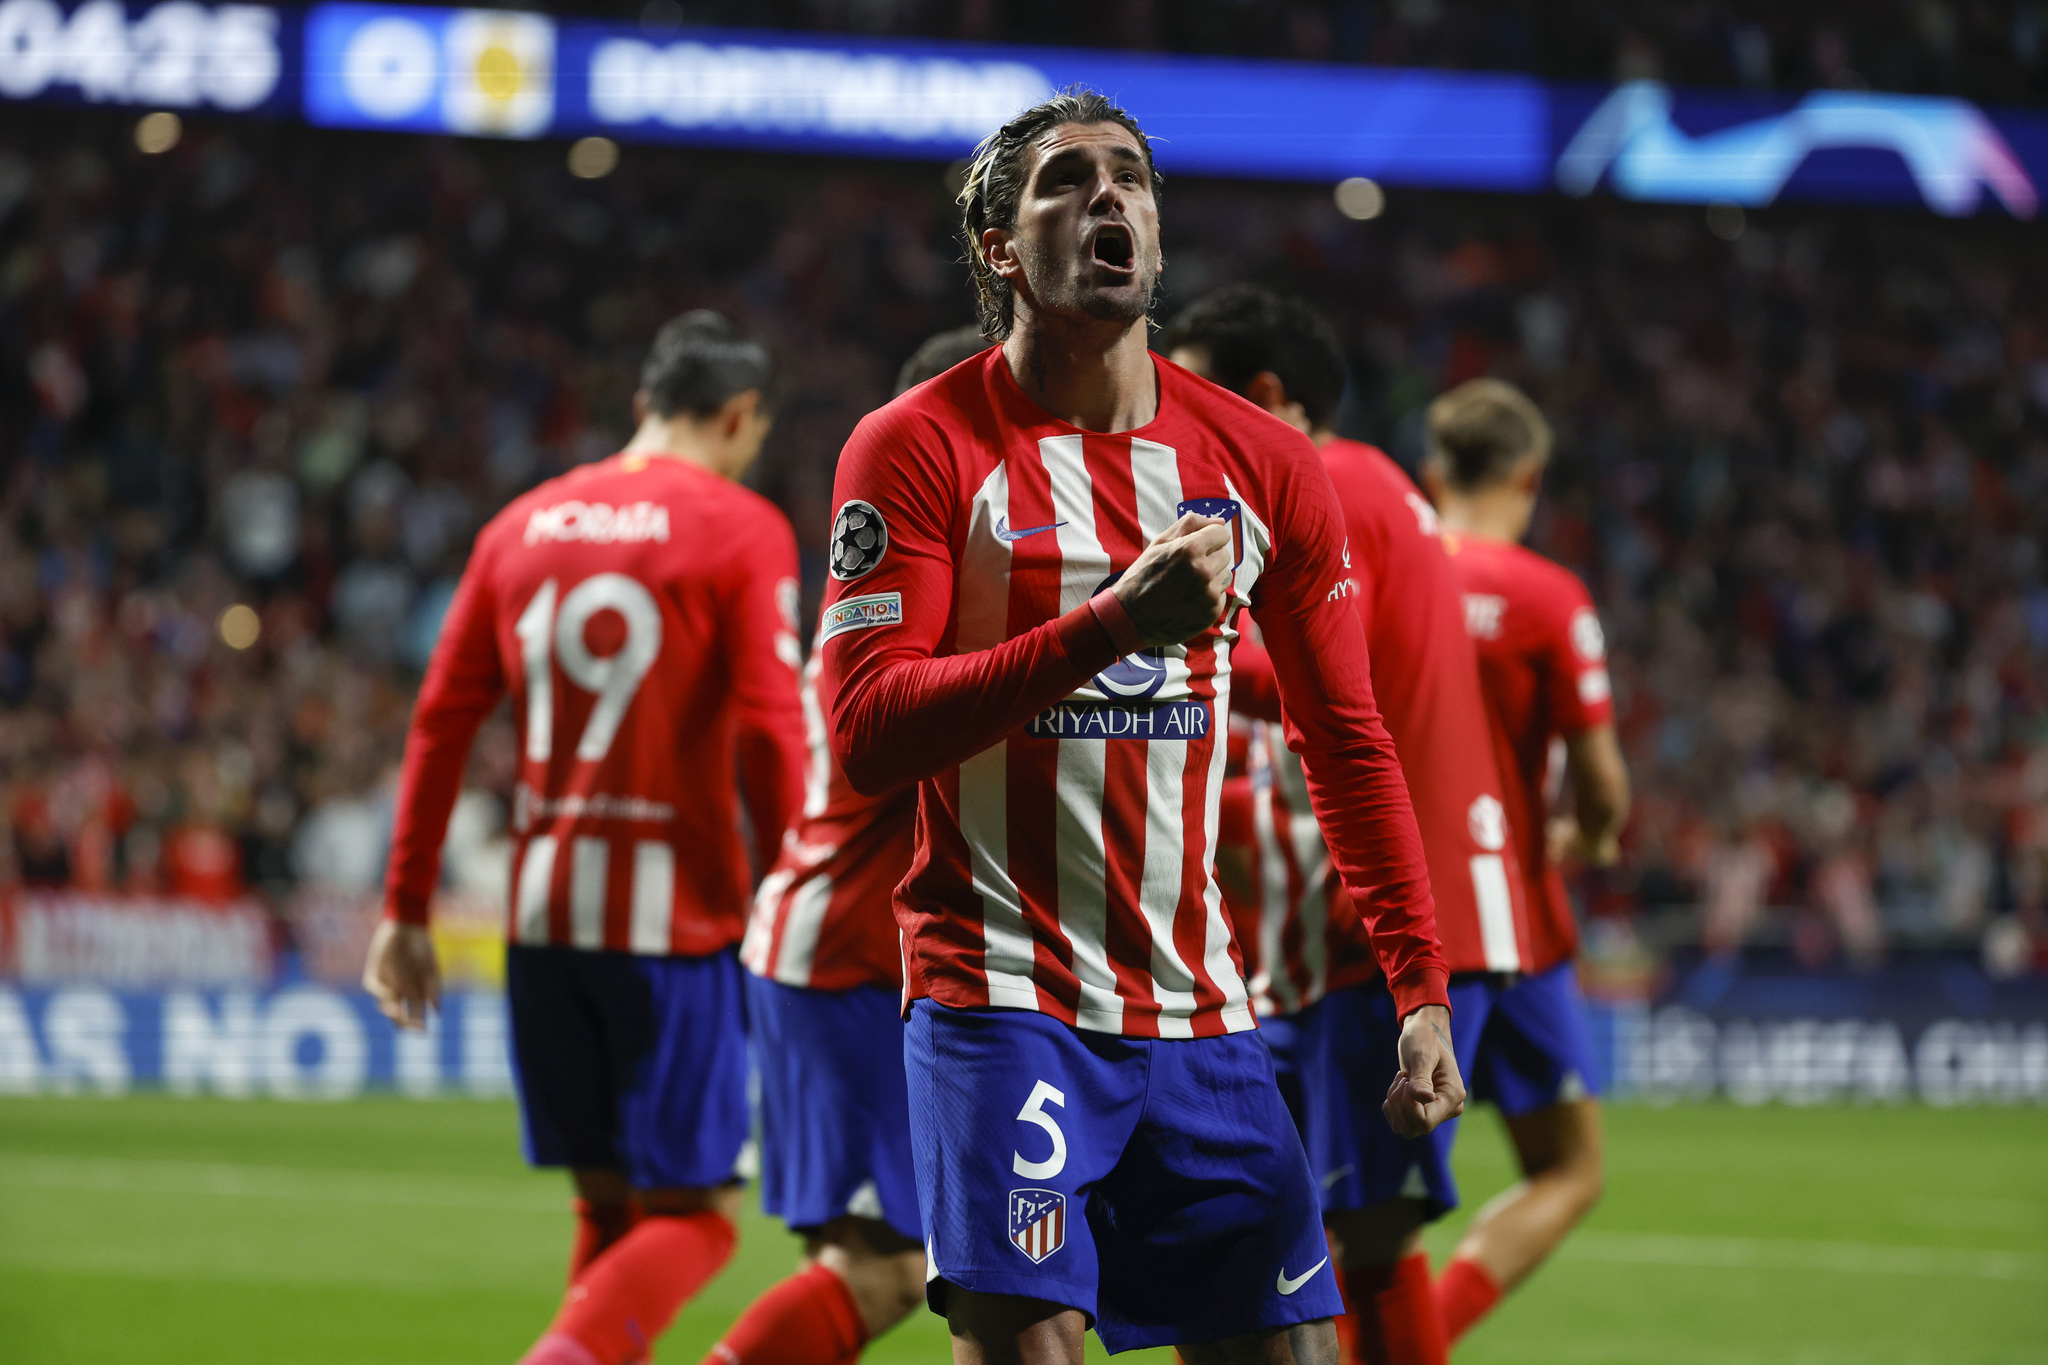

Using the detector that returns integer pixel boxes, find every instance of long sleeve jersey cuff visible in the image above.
[383,896,431,928]
[1086,589,1144,656]
[1055,597,1126,676]
[1389,965,1452,1020]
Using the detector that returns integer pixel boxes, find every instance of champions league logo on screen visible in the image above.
[1557,80,2039,218]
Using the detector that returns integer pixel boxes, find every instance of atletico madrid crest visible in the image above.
[1007,1188,1066,1263]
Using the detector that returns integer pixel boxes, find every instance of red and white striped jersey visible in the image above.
[383,453,807,958]
[820,350,1449,1039]
[740,632,915,991]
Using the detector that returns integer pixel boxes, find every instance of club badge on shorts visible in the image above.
[830,500,888,580]
[1007,1188,1066,1263]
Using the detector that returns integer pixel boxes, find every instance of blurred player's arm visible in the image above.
[1555,726,1629,866]
[1545,589,1628,868]
[722,508,808,875]
[826,413,1130,794]
[368,547,507,1026]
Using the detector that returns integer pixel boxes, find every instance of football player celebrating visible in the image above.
[363,312,807,1365]
[703,325,990,1365]
[819,90,1463,1363]
[1166,286,1533,1365]
[1423,379,1629,1349]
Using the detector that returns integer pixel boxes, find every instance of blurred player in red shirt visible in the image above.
[363,312,806,1365]
[1167,285,1533,1365]
[821,91,1461,1364]
[702,326,987,1365]
[1424,379,1632,1348]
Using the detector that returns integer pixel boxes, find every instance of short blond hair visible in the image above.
[1425,379,1553,491]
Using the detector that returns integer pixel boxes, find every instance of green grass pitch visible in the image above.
[2,1096,2043,1364]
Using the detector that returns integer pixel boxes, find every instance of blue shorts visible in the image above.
[1470,961,1602,1117]
[1300,964,1601,1220]
[1257,1011,1308,1137]
[1296,977,1493,1219]
[906,1001,1342,1353]
[748,975,921,1243]
[505,944,749,1191]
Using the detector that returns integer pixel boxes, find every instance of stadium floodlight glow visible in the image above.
[1334,176,1385,220]
[1556,80,2040,219]
[134,107,180,151]
[566,132,615,177]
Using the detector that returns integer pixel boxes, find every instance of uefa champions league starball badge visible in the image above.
[830,500,888,580]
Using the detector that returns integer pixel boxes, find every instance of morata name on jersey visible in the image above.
[524,500,672,547]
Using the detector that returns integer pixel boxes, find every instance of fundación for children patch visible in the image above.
[820,592,902,642]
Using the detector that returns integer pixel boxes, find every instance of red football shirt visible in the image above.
[821,350,1448,1039]
[1447,534,1614,973]
[383,452,807,958]
[740,633,915,992]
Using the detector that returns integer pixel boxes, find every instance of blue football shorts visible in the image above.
[748,975,921,1243]
[1296,976,1494,1219]
[1299,962,1602,1220]
[1256,1010,1308,1136]
[1469,961,1602,1117]
[505,944,750,1191]
[905,1000,1343,1353]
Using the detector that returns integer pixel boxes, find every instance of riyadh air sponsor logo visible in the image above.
[819,592,901,642]
[1027,700,1210,739]
[993,516,1065,541]
[1276,1256,1328,1295]
[523,500,670,546]
[1008,1187,1066,1263]
[1557,80,2038,219]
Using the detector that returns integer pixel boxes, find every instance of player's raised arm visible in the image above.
[718,505,807,876]
[367,542,506,1027]
[822,409,1200,794]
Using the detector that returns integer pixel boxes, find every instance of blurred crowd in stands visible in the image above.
[2,98,2045,973]
[619,0,2048,107]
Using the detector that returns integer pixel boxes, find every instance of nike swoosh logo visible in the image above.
[1319,1165,1354,1192]
[995,517,1067,542]
[1276,1256,1329,1296]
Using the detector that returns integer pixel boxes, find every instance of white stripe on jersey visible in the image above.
[514,835,557,945]
[1472,854,1522,972]
[741,867,794,974]
[1200,639,1256,1034]
[570,837,608,949]
[959,462,1039,1012]
[630,840,674,954]
[1042,436,1126,1033]
[798,649,832,820]
[770,870,836,986]
[1128,440,1200,1034]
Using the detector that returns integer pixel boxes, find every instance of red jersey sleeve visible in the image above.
[825,407,1125,795]
[1229,627,1282,724]
[1543,572,1614,735]
[721,505,808,875]
[1250,441,1449,1018]
[382,537,508,925]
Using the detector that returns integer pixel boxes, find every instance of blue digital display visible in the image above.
[3,0,2043,220]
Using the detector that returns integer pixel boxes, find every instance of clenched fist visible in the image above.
[1111,513,1235,648]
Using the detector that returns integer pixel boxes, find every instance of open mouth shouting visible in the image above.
[1088,223,1137,276]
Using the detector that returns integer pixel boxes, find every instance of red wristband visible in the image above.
[1088,589,1144,656]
